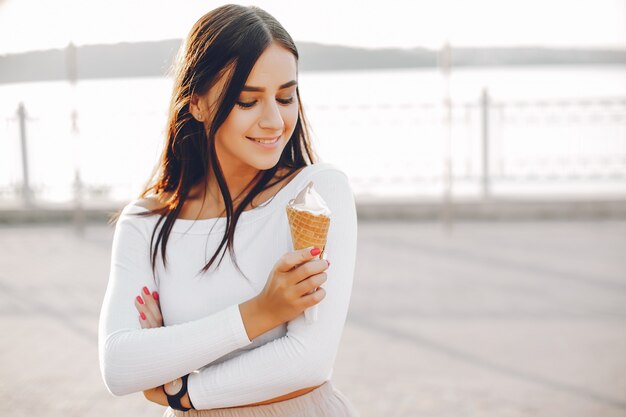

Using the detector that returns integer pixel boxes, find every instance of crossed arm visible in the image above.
[99,168,357,410]
[134,289,321,409]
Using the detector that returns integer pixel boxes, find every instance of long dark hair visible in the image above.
[109,4,318,280]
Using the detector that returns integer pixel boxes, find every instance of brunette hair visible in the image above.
[109,4,318,280]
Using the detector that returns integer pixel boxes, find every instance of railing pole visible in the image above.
[481,88,491,202]
[17,102,33,207]
[67,41,84,236]
[438,41,453,233]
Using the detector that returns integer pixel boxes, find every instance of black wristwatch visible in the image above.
[163,373,195,411]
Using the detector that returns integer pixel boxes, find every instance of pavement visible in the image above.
[1,220,625,417]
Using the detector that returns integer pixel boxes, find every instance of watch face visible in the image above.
[164,377,183,396]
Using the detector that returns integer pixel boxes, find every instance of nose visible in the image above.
[258,100,284,131]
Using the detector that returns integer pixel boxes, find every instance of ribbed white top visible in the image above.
[97,162,358,410]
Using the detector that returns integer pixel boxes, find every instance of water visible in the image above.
[1,65,625,203]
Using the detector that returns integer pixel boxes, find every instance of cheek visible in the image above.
[282,105,299,128]
[223,111,256,136]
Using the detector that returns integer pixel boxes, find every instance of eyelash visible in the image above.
[236,97,295,109]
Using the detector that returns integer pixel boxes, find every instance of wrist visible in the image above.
[239,297,279,340]
[163,374,194,411]
[181,392,192,409]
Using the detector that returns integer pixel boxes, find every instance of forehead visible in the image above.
[245,43,297,88]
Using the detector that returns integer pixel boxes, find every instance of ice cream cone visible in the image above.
[285,205,331,259]
[285,180,332,325]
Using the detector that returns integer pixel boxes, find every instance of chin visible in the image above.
[241,153,278,170]
[254,158,282,171]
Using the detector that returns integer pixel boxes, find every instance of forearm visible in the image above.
[143,299,281,410]
[100,304,252,395]
[239,297,282,340]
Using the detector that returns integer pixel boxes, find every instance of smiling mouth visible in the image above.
[246,136,280,144]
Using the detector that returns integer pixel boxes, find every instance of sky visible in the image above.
[0,0,625,55]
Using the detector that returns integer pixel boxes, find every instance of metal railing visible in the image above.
[2,92,625,206]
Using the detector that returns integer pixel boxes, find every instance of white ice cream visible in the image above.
[287,181,331,216]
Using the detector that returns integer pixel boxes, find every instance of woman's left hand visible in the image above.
[135,286,163,328]
[135,286,168,406]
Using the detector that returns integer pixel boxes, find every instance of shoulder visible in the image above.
[114,196,167,227]
[298,162,351,189]
[133,196,167,211]
[124,191,175,213]
[303,162,347,176]
[297,162,350,186]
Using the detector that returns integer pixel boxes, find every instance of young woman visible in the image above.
[97,4,359,417]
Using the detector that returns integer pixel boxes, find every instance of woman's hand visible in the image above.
[135,286,163,328]
[135,287,169,407]
[255,246,331,325]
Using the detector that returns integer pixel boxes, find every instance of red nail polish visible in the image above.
[140,312,146,320]
[310,247,321,256]
[143,287,150,295]
[327,260,331,267]
[153,291,159,301]
[136,296,144,305]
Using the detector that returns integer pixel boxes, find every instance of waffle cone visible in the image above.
[286,205,330,259]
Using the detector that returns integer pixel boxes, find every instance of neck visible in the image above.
[203,165,261,208]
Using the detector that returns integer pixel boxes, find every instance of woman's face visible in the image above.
[194,42,299,173]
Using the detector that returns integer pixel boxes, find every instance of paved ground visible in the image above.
[1,220,625,417]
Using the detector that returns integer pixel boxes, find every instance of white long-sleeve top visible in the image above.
[97,162,358,410]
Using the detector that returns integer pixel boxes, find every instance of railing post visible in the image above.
[67,41,84,236]
[17,102,34,207]
[438,41,453,233]
[71,109,84,237]
[481,88,491,202]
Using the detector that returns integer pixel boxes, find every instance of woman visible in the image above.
[97,4,359,417]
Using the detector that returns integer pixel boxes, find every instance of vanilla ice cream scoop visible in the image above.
[287,181,331,216]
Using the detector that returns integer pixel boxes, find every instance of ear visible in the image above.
[189,93,204,122]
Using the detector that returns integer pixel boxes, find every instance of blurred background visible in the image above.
[1,0,625,416]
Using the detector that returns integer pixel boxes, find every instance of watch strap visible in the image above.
[163,373,193,411]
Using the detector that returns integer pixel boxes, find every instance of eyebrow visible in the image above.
[242,80,297,92]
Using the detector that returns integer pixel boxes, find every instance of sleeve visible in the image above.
[186,167,358,410]
[97,206,253,396]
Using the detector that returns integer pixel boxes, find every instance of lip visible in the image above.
[246,135,281,149]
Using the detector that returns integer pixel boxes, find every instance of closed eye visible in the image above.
[236,97,295,109]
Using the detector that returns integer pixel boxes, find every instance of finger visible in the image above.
[136,304,155,328]
[152,290,161,310]
[141,309,160,328]
[135,296,160,328]
[146,289,163,326]
[275,246,322,273]
[140,287,163,325]
[290,258,330,284]
[299,286,326,309]
[139,313,151,329]
[147,290,163,325]
[294,272,327,296]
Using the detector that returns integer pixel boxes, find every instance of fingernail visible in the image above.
[153,291,159,301]
[140,312,146,320]
[327,260,331,267]
[310,247,321,256]
[143,287,150,295]
[136,296,144,305]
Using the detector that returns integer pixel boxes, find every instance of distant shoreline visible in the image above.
[1,40,625,84]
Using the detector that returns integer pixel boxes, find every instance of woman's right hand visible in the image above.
[255,246,330,325]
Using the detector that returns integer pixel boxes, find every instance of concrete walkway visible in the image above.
[0,220,625,416]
